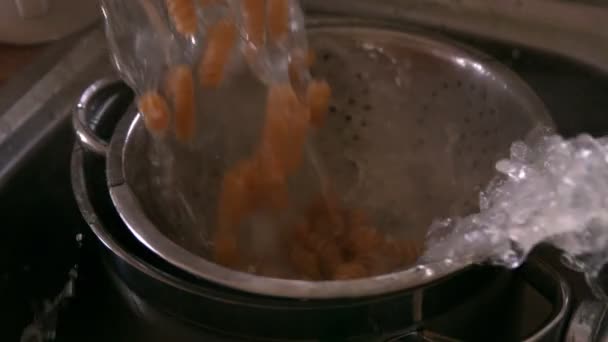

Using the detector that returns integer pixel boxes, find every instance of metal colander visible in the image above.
[94,21,553,298]
[306,26,551,242]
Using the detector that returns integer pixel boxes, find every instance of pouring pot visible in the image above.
[73,19,555,299]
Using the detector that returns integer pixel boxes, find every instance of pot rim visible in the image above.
[79,19,555,299]
[72,140,485,303]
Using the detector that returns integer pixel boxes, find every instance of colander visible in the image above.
[73,19,554,299]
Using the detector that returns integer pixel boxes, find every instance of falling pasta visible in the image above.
[199,0,224,7]
[333,262,368,280]
[309,233,343,278]
[241,0,265,46]
[249,143,290,211]
[213,229,240,268]
[165,65,196,143]
[306,50,316,67]
[199,18,238,87]
[307,79,331,128]
[146,0,425,280]
[282,201,423,280]
[216,159,255,234]
[289,243,322,280]
[262,84,310,173]
[165,0,198,37]
[137,91,171,137]
[267,0,289,41]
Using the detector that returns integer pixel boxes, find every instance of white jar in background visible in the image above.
[0,0,100,44]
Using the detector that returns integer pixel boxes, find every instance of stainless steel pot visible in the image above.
[73,19,555,299]
[69,83,573,340]
[71,74,608,341]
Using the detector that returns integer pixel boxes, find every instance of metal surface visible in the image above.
[71,116,571,340]
[386,259,571,342]
[73,78,119,156]
[524,261,571,342]
[74,20,554,299]
[565,301,608,342]
[0,25,112,190]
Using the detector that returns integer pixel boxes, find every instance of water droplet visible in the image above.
[415,265,435,277]
[361,42,375,51]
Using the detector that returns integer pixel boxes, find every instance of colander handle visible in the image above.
[72,77,125,156]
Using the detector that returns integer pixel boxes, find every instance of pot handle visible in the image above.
[565,300,608,342]
[72,77,124,156]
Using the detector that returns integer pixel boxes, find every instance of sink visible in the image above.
[1,15,607,340]
[0,24,114,341]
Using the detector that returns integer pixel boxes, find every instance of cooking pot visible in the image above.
[72,18,555,299]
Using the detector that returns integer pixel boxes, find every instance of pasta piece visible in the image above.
[262,84,309,173]
[307,79,331,128]
[287,61,303,90]
[137,91,171,137]
[199,0,224,7]
[312,237,343,277]
[289,244,322,280]
[291,222,312,242]
[241,0,265,45]
[249,143,289,211]
[262,85,292,147]
[267,0,289,41]
[306,193,336,221]
[306,50,316,67]
[217,160,254,232]
[166,0,198,37]
[199,19,237,87]
[333,262,368,280]
[166,65,196,143]
[311,207,346,240]
[345,226,384,257]
[282,84,311,172]
[307,193,345,238]
[302,233,343,279]
[213,230,240,268]
[346,208,369,229]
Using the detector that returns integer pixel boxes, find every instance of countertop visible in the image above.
[0,44,47,86]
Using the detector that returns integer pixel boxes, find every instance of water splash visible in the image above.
[422,131,608,297]
[20,266,79,342]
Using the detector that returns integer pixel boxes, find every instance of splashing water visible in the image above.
[422,130,608,298]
